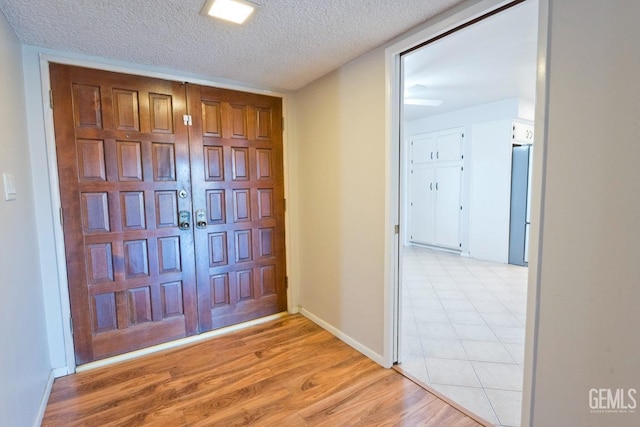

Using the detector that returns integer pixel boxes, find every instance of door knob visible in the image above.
[195,209,207,229]
[178,210,191,230]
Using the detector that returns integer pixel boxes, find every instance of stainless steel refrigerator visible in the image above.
[508,145,533,266]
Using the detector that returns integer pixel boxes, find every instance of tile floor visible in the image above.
[399,245,528,427]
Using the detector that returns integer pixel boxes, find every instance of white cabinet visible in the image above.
[411,131,462,164]
[409,129,463,250]
[512,122,534,144]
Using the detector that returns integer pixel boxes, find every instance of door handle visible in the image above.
[178,210,191,230]
[195,209,207,229]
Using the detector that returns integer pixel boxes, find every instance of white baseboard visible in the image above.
[299,308,385,367]
[288,305,300,314]
[77,312,289,373]
[52,366,69,378]
[34,369,55,427]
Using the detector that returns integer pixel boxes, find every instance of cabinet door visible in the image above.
[435,132,462,162]
[411,136,437,164]
[410,167,435,244]
[434,166,462,249]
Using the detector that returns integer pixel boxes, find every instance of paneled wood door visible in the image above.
[51,64,198,364]
[186,85,287,331]
[51,64,287,364]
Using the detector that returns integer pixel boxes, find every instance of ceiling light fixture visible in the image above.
[404,99,443,106]
[202,0,255,24]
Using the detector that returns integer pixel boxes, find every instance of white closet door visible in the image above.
[434,166,462,249]
[410,167,435,244]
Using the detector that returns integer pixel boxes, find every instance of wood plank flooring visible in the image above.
[43,314,483,426]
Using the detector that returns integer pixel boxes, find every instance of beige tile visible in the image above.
[420,337,468,360]
[400,334,423,357]
[414,309,449,323]
[503,343,525,364]
[410,297,444,310]
[400,246,528,426]
[446,310,486,325]
[399,358,430,384]
[436,289,467,300]
[410,288,438,298]
[480,311,522,328]
[430,384,499,425]
[417,321,458,339]
[485,389,523,426]
[463,290,499,302]
[453,323,499,341]
[426,358,482,387]
[461,340,515,363]
[472,300,510,313]
[471,361,523,391]
[441,299,476,312]
[491,326,526,344]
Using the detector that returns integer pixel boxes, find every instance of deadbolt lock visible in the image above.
[195,209,207,229]
[178,210,191,230]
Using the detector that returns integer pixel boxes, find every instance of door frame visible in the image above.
[383,0,548,424]
[38,54,296,374]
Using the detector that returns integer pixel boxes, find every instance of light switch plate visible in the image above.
[3,173,16,201]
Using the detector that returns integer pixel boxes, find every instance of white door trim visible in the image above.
[383,4,545,427]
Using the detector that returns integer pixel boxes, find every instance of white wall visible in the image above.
[524,0,640,426]
[0,13,52,426]
[291,47,387,361]
[21,46,69,374]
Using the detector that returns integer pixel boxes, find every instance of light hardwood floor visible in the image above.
[43,315,483,426]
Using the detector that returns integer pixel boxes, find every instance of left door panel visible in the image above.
[50,64,198,364]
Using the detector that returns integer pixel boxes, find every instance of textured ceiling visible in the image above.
[0,0,465,91]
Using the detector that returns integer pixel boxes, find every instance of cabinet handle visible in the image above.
[430,182,433,190]
[436,151,439,159]
[430,152,433,160]
[436,182,439,190]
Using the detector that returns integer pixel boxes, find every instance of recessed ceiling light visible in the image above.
[202,0,255,24]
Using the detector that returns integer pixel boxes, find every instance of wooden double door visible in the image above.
[50,64,287,364]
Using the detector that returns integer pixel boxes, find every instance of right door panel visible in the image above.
[434,166,462,249]
[186,85,287,331]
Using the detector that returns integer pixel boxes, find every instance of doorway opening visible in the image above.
[395,1,538,426]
